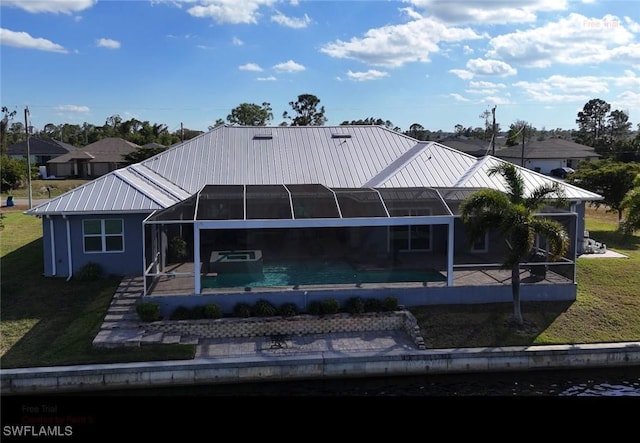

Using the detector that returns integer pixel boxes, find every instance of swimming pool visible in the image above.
[201,260,446,289]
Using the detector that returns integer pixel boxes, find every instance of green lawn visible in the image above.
[1,203,638,368]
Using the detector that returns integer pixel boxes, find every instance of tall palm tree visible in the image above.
[460,162,570,326]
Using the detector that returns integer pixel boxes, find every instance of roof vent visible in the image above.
[331,133,352,139]
[253,132,273,140]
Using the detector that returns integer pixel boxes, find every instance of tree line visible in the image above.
[3,95,638,158]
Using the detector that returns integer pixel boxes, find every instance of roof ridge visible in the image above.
[362,142,431,187]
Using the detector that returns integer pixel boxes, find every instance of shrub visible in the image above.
[320,298,340,315]
[307,300,323,316]
[279,302,298,317]
[382,296,400,312]
[307,299,340,316]
[190,305,206,319]
[136,302,161,322]
[364,298,383,313]
[170,306,192,320]
[76,262,102,281]
[168,236,188,263]
[233,302,252,318]
[203,303,223,319]
[252,299,277,317]
[344,297,365,314]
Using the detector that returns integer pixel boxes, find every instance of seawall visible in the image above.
[2,341,639,395]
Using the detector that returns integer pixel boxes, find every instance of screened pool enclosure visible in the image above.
[142,184,579,303]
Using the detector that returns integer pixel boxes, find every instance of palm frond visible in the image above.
[488,163,525,204]
[530,218,570,260]
[526,182,568,211]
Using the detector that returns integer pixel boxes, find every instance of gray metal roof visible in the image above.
[454,156,603,201]
[26,167,186,215]
[26,125,603,216]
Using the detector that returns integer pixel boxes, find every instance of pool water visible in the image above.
[202,260,446,289]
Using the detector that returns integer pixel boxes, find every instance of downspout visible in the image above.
[48,216,56,276]
[65,215,73,281]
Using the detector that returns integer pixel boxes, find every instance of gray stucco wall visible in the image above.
[42,213,150,278]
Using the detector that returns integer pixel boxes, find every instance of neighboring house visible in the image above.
[47,137,140,179]
[439,137,494,157]
[26,126,603,315]
[7,138,75,177]
[494,138,600,175]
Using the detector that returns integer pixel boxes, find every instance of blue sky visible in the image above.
[2,0,639,135]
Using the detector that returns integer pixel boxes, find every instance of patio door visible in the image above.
[390,209,432,251]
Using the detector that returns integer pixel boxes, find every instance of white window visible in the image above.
[83,219,124,253]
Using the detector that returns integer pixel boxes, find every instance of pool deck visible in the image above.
[146,261,571,296]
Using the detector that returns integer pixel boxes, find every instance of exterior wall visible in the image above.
[146,281,577,317]
[575,202,587,255]
[48,163,73,178]
[500,157,562,174]
[90,162,112,178]
[42,213,151,278]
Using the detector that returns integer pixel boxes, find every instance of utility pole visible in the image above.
[491,105,496,155]
[24,106,33,209]
[181,122,184,142]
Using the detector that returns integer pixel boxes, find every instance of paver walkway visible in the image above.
[93,276,419,358]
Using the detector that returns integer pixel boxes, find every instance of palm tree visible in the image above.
[459,162,570,327]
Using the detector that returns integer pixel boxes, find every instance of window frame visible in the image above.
[83,219,125,253]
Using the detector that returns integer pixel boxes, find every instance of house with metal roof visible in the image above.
[26,125,603,315]
[47,137,140,179]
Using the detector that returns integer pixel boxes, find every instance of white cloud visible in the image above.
[2,0,96,14]
[239,63,263,72]
[612,70,640,89]
[481,96,511,105]
[271,11,311,29]
[449,69,474,80]
[272,60,305,72]
[0,28,67,53]
[96,38,120,49]
[257,76,277,81]
[404,0,567,24]
[449,93,469,102]
[487,13,635,68]
[466,59,517,77]
[232,37,244,46]
[346,70,389,81]
[187,0,276,25]
[466,81,507,95]
[320,16,484,67]
[624,17,640,33]
[55,104,90,113]
[514,75,609,103]
[614,91,640,108]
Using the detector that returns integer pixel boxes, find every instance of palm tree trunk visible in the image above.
[511,265,523,326]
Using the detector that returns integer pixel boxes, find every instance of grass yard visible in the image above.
[1,179,90,200]
[0,205,194,368]
[0,202,638,368]
[412,205,640,348]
